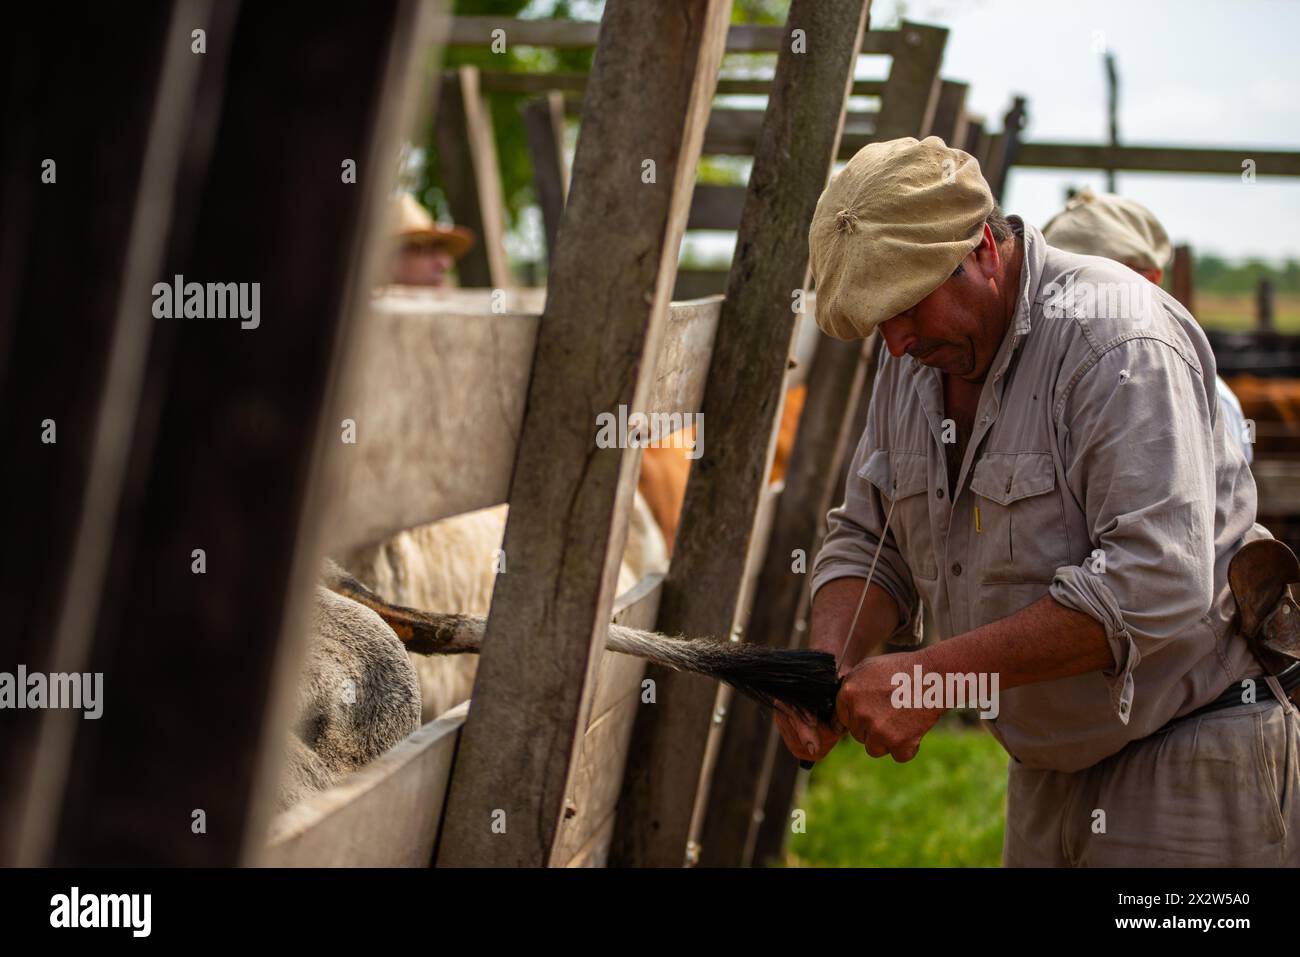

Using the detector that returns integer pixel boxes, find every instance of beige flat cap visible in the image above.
[392,192,475,259]
[1042,189,1171,272]
[809,136,994,340]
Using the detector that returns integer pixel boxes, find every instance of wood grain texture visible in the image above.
[611,0,869,868]
[260,702,468,867]
[435,66,510,288]
[328,294,722,552]
[930,79,968,144]
[700,333,876,866]
[435,0,732,868]
[447,16,894,55]
[523,92,569,264]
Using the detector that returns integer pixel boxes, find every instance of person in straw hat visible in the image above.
[1043,188,1252,462]
[388,191,474,287]
[775,136,1297,866]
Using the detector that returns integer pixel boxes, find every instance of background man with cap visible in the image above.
[388,191,474,287]
[775,136,1299,866]
[1043,188,1252,462]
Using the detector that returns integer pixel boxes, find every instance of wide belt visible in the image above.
[1159,661,1300,733]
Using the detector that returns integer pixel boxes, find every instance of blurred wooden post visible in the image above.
[435,65,510,288]
[435,0,733,868]
[1257,277,1275,332]
[612,0,870,868]
[988,96,1026,202]
[1172,244,1195,313]
[872,22,947,141]
[0,0,217,864]
[930,79,968,144]
[28,1,436,866]
[522,91,569,268]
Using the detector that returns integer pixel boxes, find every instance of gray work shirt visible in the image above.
[811,219,1270,772]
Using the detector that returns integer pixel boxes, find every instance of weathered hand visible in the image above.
[774,700,845,763]
[835,653,946,763]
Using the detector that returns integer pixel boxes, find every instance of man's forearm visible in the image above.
[915,594,1111,690]
[810,577,902,675]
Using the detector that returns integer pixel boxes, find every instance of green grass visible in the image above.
[781,715,1008,867]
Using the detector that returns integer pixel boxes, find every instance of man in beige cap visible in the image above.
[1043,189,1252,463]
[775,136,1299,866]
[389,191,474,287]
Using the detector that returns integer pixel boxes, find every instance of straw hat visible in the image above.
[392,192,475,259]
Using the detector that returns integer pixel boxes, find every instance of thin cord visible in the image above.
[835,494,896,676]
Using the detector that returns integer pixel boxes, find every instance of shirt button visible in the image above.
[952,563,962,576]
[936,488,945,499]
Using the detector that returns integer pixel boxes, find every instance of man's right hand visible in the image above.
[776,576,903,763]
[774,701,844,763]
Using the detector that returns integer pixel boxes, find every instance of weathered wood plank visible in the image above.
[435,65,511,288]
[40,1,436,867]
[480,71,886,99]
[260,702,468,867]
[1015,142,1300,177]
[447,16,895,55]
[871,21,946,142]
[328,295,723,552]
[700,333,877,866]
[702,108,878,159]
[435,0,732,868]
[612,0,869,868]
[752,340,884,867]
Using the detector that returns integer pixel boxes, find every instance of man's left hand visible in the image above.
[835,653,946,763]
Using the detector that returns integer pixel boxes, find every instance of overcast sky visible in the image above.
[878,0,1300,262]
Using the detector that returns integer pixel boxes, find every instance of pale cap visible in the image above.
[808,136,995,340]
[1042,189,1171,272]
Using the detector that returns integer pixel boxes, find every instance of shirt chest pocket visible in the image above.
[968,451,1069,584]
[858,449,938,581]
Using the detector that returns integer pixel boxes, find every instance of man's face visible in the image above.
[876,227,1010,382]
[392,242,455,287]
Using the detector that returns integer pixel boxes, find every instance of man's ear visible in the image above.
[972,223,1000,278]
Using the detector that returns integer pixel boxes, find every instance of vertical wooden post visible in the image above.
[435,65,511,288]
[988,96,1027,202]
[611,0,870,868]
[1172,244,1195,314]
[0,0,217,864]
[699,332,877,865]
[751,339,882,867]
[872,22,947,142]
[929,79,968,144]
[27,1,436,867]
[522,91,570,270]
[434,0,732,869]
[962,118,986,164]
[1257,277,1275,332]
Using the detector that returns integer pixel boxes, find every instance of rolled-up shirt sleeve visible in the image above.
[1050,336,1218,723]
[810,411,923,645]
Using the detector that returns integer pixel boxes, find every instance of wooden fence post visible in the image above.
[0,0,218,864]
[435,65,511,288]
[15,1,436,866]
[699,332,878,865]
[522,91,570,271]
[1172,244,1195,314]
[611,0,870,868]
[872,22,947,141]
[434,0,732,868]
[930,79,969,145]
